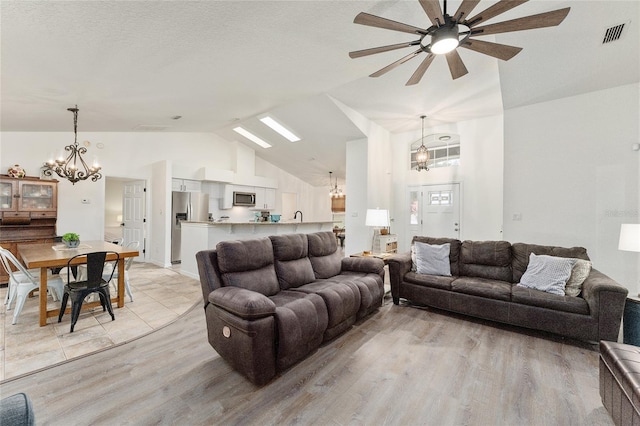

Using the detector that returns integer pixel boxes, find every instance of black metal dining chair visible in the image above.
[58,251,119,332]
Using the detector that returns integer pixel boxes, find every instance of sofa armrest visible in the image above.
[387,252,412,304]
[581,268,629,341]
[341,257,384,275]
[208,287,276,320]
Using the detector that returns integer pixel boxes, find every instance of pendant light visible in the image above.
[416,115,430,172]
[43,105,102,184]
[329,171,344,198]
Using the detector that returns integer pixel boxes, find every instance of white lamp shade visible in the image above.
[365,209,389,227]
[619,224,640,252]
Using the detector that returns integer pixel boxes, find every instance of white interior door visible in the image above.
[420,183,461,239]
[123,180,146,258]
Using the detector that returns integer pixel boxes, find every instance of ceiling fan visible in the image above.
[349,0,570,85]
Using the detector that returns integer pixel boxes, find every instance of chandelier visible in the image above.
[43,105,102,184]
[416,115,430,172]
[329,171,344,198]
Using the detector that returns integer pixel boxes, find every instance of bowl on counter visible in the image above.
[270,214,281,223]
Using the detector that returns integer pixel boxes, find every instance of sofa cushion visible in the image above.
[564,259,592,297]
[404,271,456,290]
[294,280,360,332]
[216,238,280,297]
[517,253,576,296]
[511,286,589,315]
[308,232,342,278]
[412,236,461,276]
[451,277,512,301]
[269,290,329,371]
[269,234,316,290]
[511,243,590,284]
[460,240,512,282]
[313,272,384,319]
[414,242,452,276]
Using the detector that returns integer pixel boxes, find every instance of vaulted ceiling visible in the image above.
[2,1,638,186]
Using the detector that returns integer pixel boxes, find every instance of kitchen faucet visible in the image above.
[294,210,303,223]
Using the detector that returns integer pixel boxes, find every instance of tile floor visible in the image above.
[0,263,201,381]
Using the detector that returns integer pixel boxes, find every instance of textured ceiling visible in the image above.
[1,1,638,186]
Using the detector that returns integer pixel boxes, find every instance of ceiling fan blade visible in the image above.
[445,50,469,80]
[349,41,420,59]
[370,49,423,78]
[354,12,425,35]
[464,0,528,27]
[418,0,445,27]
[461,38,522,61]
[406,54,436,86]
[471,8,570,36]
[452,0,481,22]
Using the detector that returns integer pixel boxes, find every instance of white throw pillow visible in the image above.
[564,258,592,297]
[414,242,451,276]
[518,253,577,296]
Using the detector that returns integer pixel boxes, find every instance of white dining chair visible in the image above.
[0,246,65,325]
[103,241,139,302]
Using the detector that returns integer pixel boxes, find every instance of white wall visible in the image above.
[503,83,640,292]
[391,114,505,251]
[255,156,331,223]
[345,139,369,254]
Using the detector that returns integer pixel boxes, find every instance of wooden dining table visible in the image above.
[17,240,140,326]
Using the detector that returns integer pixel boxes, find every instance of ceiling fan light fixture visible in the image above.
[430,26,459,54]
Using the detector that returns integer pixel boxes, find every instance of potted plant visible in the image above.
[62,232,80,248]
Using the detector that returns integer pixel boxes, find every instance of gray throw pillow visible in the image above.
[414,242,451,276]
[517,253,577,296]
[564,258,592,297]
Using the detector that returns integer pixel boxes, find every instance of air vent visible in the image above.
[133,125,170,131]
[602,23,625,44]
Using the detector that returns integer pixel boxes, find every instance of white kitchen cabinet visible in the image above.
[219,184,234,210]
[172,178,201,192]
[252,187,276,210]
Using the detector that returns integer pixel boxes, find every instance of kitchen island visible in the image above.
[179,221,334,279]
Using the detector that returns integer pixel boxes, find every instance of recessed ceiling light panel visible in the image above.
[233,127,272,148]
[260,116,301,142]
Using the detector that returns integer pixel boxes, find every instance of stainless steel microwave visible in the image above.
[233,191,256,207]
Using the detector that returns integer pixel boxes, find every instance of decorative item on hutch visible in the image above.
[7,164,25,179]
[43,105,102,184]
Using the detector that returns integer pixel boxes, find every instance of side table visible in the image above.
[624,297,640,346]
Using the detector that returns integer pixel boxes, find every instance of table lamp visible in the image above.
[365,208,389,253]
[619,224,640,253]
[619,223,640,296]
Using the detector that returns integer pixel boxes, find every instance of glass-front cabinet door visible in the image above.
[0,180,18,211]
[18,181,57,211]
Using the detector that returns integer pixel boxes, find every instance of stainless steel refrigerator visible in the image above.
[171,191,209,264]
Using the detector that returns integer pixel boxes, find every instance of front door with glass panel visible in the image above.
[409,183,460,239]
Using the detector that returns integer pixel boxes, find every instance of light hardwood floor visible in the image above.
[1,290,613,425]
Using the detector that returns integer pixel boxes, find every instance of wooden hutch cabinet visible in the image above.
[0,175,58,284]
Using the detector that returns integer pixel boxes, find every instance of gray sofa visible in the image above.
[388,237,628,343]
[196,231,384,385]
